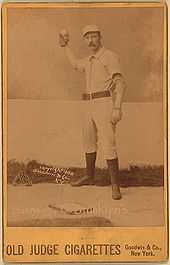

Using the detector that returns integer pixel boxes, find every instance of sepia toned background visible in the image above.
[4,1,166,235]
[8,7,163,101]
[7,6,164,168]
[2,2,168,261]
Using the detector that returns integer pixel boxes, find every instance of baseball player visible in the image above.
[59,25,126,200]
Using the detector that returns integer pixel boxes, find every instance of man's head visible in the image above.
[82,25,102,53]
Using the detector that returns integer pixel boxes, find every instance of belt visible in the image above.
[82,90,111,100]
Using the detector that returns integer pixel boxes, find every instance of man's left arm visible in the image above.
[111,73,126,109]
[105,52,126,124]
[110,73,126,124]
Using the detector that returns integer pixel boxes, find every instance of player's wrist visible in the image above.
[112,106,122,112]
[113,107,121,110]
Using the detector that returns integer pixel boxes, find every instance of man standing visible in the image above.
[59,25,126,200]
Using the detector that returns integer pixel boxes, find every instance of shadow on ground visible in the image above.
[8,216,113,227]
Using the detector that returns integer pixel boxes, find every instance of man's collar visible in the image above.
[88,46,105,61]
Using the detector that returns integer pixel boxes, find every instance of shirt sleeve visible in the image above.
[65,47,85,72]
[74,58,85,72]
[105,51,121,77]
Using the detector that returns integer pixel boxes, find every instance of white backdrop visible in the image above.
[8,100,163,168]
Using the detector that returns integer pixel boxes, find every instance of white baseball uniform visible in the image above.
[67,46,121,159]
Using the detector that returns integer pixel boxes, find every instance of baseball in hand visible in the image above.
[59,29,69,47]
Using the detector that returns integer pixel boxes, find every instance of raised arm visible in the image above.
[59,29,85,72]
[65,47,85,71]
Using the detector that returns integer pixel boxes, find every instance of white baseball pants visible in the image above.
[82,97,118,160]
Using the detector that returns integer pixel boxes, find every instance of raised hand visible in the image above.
[59,29,69,47]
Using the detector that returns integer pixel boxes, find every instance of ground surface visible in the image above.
[7,184,164,227]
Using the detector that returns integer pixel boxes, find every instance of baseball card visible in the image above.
[2,1,168,263]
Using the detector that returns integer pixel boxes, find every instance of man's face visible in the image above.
[83,32,101,52]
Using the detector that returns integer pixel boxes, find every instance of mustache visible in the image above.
[88,43,96,47]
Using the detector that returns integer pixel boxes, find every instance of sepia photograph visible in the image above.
[2,2,168,263]
[5,4,166,229]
